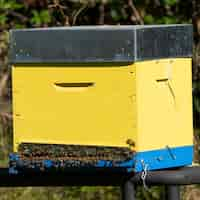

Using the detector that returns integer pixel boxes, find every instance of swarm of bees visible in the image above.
[10,143,135,171]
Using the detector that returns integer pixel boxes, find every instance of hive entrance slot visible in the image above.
[53,82,95,92]
[54,82,95,87]
[156,78,169,82]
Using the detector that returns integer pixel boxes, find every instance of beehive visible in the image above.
[9,25,193,172]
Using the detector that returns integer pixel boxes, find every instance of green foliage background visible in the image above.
[0,0,199,199]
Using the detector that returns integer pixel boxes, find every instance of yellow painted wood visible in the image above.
[12,58,193,152]
[136,58,193,151]
[12,65,136,151]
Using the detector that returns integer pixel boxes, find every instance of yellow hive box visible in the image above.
[9,25,193,171]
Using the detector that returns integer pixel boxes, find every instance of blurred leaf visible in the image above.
[14,24,26,29]
[0,0,23,10]
[110,9,121,21]
[0,14,7,25]
[31,10,42,25]
[31,10,51,26]
[40,10,51,24]
[162,0,178,6]
[157,16,177,24]
[144,14,154,24]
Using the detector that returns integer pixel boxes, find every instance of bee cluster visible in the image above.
[10,143,135,171]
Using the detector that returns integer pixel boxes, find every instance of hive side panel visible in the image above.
[135,58,193,152]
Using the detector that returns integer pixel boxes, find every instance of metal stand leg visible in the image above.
[166,185,180,200]
[121,181,136,200]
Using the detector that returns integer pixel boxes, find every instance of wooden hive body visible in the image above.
[9,25,193,172]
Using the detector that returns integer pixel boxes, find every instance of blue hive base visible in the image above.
[9,145,193,174]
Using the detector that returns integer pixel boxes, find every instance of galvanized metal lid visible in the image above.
[9,25,193,64]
